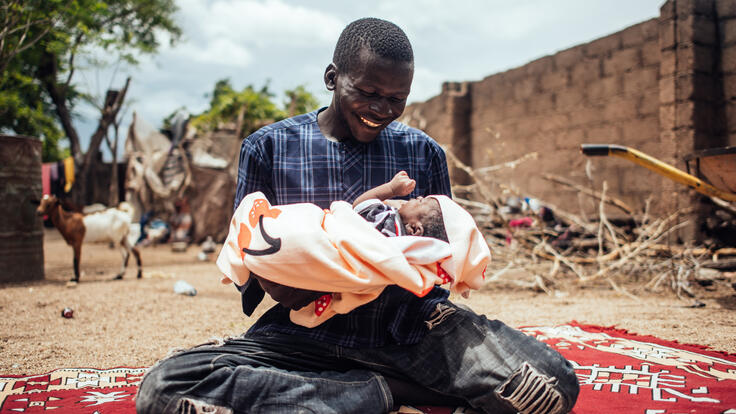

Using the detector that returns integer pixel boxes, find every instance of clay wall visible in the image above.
[401,0,732,241]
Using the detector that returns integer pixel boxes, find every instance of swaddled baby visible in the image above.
[216,171,491,327]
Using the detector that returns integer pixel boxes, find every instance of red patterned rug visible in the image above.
[1,322,735,413]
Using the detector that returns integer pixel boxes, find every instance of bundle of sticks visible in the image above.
[444,148,736,300]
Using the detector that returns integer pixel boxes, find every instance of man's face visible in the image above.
[330,47,413,143]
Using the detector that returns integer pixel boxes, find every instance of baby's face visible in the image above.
[398,196,440,224]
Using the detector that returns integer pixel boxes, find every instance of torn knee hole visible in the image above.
[495,362,565,414]
[176,397,233,414]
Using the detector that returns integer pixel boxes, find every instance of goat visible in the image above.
[36,194,142,283]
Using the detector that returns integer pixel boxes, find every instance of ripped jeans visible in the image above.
[136,303,579,414]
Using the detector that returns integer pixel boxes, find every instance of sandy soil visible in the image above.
[1,228,734,375]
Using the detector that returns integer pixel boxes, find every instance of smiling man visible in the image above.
[136,18,579,414]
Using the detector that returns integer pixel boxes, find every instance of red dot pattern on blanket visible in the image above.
[314,294,332,316]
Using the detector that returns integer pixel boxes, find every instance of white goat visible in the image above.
[36,194,143,282]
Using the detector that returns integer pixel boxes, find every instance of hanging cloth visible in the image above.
[41,164,51,196]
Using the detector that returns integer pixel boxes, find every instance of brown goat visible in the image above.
[36,194,142,282]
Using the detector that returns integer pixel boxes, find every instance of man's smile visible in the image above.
[359,115,382,128]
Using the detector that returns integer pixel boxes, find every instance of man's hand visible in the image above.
[389,171,416,197]
[252,274,327,310]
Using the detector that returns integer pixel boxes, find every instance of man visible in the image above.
[137,17,579,414]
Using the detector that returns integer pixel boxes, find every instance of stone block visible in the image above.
[660,49,677,77]
[538,114,569,132]
[660,0,675,22]
[659,103,676,130]
[513,118,539,138]
[659,18,677,51]
[622,23,646,48]
[540,71,569,92]
[692,102,725,135]
[641,40,661,67]
[603,47,641,76]
[586,76,622,102]
[675,14,717,45]
[513,77,538,101]
[678,43,716,74]
[586,123,621,142]
[716,0,736,18]
[556,88,585,110]
[640,19,660,40]
[691,14,718,45]
[502,67,526,82]
[571,59,602,85]
[570,106,600,127]
[723,73,736,102]
[525,56,555,76]
[584,33,622,58]
[623,67,659,96]
[553,127,585,150]
[675,128,697,154]
[621,116,660,144]
[527,93,555,115]
[674,0,716,17]
[621,20,658,48]
[721,44,736,74]
[719,19,736,45]
[503,102,528,119]
[639,91,660,117]
[554,47,584,69]
[603,97,639,122]
[675,100,697,128]
[659,75,676,104]
[682,73,720,102]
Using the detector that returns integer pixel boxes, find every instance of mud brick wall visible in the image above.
[401,0,732,241]
[720,1,736,145]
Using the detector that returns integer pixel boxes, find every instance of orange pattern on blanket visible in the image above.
[236,198,282,260]
[249,199,281,227]
[237,223,251,260]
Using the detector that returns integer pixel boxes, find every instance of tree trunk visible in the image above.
[39,50,131,207]
[78,77,130,206]
[37,51,82,163]
[108,123,120,207]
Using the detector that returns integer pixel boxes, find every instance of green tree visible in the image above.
[190,79,320,139]
[0,0,181,205]
[191,79,284,139]
[284,85,320,117]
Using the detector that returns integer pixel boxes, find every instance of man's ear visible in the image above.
[404,222,424,236]
[324,63,337,91]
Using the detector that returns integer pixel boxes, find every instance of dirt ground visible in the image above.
[1,228,735,376]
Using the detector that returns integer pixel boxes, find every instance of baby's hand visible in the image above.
[390,171,416,197]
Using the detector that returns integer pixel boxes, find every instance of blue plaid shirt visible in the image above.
[235,108,452,348]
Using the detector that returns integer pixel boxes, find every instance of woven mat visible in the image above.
[2,322,735,413]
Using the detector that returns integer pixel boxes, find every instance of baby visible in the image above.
[353,171,448,241]
[216,172,491,327]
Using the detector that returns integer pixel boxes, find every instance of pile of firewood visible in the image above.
[444,149,736,299]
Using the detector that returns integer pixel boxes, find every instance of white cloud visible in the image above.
[182,0,343,48]
[68,0,664,161]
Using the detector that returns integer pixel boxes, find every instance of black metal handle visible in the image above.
[580,144,628,156]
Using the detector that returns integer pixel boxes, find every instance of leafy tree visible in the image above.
[284,85,320,117]
[0,0,181,205]
[191,79,284,139]
[190,79,320,139]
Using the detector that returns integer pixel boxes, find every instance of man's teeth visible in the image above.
[360,116,380,128]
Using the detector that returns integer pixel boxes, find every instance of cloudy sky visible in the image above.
[75,0,665,159]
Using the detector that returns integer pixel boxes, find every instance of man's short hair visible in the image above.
[333,17,414,73]
[422,203,448,242]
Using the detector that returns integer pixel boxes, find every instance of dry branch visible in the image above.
[543,173,635,215]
